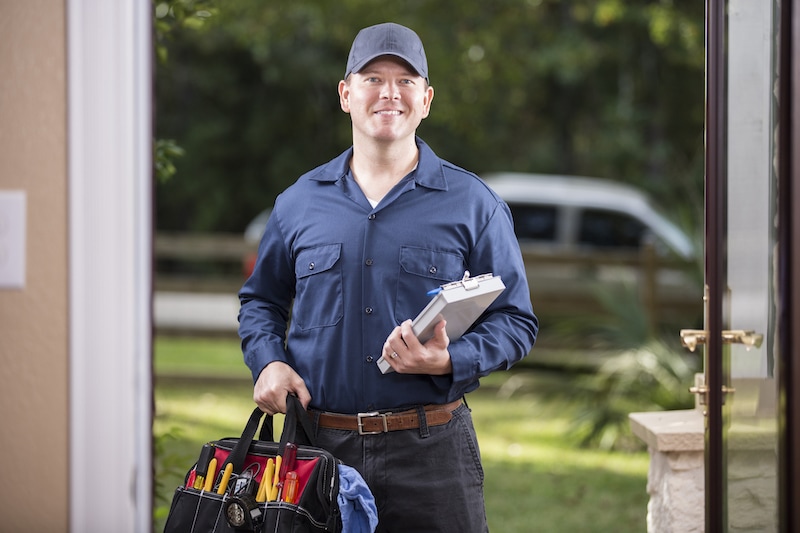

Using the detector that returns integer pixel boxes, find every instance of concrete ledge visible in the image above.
[630,409,706,532]
[629,409,704,452]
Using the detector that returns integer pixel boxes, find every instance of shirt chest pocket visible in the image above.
[395,247,466,324]
[294,243,343,330]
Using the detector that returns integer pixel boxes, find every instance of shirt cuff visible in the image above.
[245,340,289,383]
[446,342,477,386]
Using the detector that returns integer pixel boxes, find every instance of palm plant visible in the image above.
[551,282,700,450]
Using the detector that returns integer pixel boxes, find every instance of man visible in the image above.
[239,22,538,532]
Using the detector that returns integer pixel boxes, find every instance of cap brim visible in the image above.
[347,52,427,81]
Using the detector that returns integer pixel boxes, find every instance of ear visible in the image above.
[338,80,351,113]
[421,85,434,119]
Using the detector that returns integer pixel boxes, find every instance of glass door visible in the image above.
[698,0,781,530]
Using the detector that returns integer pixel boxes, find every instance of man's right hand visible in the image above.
[253,361,311,415]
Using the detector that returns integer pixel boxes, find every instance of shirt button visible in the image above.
[365,258,374,266]
[368,214,376,220]
[365,307,373,314]
[367,404,375,411]
[308,262,315,270]
[366,356,374,363]
[429,266,437,274]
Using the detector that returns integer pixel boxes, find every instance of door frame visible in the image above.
[704,0,726,529]
[778,0,800,531]
[706,0,800,531]
[67,1,153,530]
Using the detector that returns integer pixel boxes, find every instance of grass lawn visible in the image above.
[154,336,650,532]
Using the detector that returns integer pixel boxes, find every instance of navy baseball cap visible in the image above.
[344,23,429,82]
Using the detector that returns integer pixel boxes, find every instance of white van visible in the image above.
[482,172,700,324]
[483,172,695,259]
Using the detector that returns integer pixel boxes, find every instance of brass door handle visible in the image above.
[679,329,764,352]
[689,384,736,406]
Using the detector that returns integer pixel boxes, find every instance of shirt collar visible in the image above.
[309,136,448,191]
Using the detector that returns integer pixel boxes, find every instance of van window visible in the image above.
[507,203,557,242]
[578,208,645,249]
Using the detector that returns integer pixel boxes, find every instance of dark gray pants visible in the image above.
[312,403,489,533]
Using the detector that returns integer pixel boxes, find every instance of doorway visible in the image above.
[702,0,799,530]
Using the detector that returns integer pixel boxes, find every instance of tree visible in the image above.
[155,0,705,235]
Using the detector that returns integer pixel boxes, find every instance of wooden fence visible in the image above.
[155,232,704,334]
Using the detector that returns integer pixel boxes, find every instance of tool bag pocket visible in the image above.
[163,395,342,532]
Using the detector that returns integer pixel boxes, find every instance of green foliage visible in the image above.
[153,425,188,523]
[154,0,705,234]
[154,1,214,184]
[154,0,217,65]
[549,282,701,450]
[569,339,698,450]
[154,138,185,183]
[560,283,654,349]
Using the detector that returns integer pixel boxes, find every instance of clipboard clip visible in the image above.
[440,271,494,292]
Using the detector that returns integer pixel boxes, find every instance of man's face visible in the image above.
[339,56,434,145]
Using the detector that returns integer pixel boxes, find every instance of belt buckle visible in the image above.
[357,411,390,435]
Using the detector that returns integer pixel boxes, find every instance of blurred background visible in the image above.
[153,0,706,334]
[153,1,706,531]
[155,0,704,235]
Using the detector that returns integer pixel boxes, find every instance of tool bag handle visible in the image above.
[222,394,317,475]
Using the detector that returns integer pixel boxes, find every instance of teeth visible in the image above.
[376,110,401,115]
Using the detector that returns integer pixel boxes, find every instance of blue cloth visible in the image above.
[337,464,378,533]
[239,137,538,414]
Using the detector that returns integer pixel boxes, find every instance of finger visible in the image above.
[432,319,450,348]
[253,361,309,415]
[254,395,280,416]
[253,381,275,414]
[386,324,403,345]
[275,394,288,414]
[254,382,285,414]
[399,319,421,349]
[382,341,401,372]
[384,337,401,355]
[292,380,313,410]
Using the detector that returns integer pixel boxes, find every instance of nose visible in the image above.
[380,80,401,99]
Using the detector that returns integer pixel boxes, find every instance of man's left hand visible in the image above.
[383,319,452,374]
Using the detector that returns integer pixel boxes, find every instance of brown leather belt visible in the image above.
[312,400,462,435]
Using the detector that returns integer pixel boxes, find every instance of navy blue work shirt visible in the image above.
[239,137,538,414]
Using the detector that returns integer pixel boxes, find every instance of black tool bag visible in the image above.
[164,395,342,532]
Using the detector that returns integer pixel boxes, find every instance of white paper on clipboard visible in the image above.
[377,272,505,374]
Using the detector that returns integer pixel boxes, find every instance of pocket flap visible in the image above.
[295,244,341,279]
[399,246,465,281]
